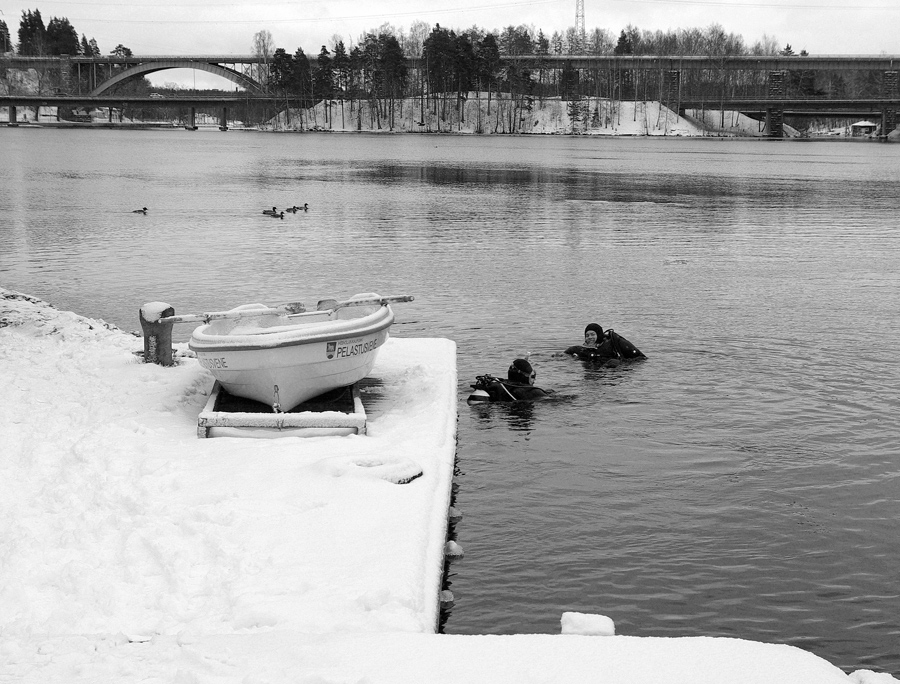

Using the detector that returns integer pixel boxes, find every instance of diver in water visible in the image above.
[564,323,646,364]
[467,358,554,404]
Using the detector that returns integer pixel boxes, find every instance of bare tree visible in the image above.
[329,33,346,52]
[750,34,780,56]
[405,20,430,59]
[587,28,614,55]
[253,29,274,89]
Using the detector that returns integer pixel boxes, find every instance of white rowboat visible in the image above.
[189,293,408,411]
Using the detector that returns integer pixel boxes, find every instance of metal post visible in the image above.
[139,303,176,366]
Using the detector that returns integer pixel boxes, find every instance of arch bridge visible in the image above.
[2,55,268,94]
[88,58,264,95]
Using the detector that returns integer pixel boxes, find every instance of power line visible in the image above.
[39,0,562,24]
[615,0,899,8]
[8,0,897,17]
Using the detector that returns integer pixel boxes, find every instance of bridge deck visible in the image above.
[3,53,900,71]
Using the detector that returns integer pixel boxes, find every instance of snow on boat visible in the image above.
[188,293,411,412]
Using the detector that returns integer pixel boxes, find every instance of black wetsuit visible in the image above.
[565,331,646,362]
[469,376,553,402]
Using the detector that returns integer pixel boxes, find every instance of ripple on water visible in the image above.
[3,132,899,675]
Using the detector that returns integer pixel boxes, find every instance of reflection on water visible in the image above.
[2,130,900,675]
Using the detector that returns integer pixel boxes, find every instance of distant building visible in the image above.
[850,121,877,137]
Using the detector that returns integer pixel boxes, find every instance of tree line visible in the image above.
[3,8,888,129]
[2,9,142,95]
[254,23,877,132]
[2,9,132,59]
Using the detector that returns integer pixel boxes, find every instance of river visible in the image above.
[1,128,898,675]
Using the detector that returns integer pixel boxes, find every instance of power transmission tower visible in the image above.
[575,0,585,51]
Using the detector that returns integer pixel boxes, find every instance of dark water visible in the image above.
[2,129,899,675]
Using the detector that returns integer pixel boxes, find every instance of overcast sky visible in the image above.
[3,0,899,87]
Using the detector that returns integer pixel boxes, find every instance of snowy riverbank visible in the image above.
[266,93,795,137]
[1,287,897,683]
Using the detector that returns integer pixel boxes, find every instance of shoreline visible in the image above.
[0,121,900,144]
[3,122,895,142]
[5,90,896,139]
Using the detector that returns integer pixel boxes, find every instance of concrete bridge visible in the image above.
[87,58,263,95]
[0,92,278,129]
[4,52,900,95]
[3,53,900,136]
[0,54,267,94]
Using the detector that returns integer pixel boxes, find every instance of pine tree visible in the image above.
[380,34,407,129]
[270,47,294,100]
[614,30,633,56]
[314,46,333,123]
[18,9,47,55]
[332,40,351,117]
[292,48,312,106]
[46,16,80,55]
[423,25,453,124]
[567,97,581,133]
[0,20,11,53]
[451,31,475,117]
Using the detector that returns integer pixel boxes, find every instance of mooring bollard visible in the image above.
[139,302,176,366]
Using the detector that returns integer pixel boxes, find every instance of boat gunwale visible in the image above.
[188,305,394,354]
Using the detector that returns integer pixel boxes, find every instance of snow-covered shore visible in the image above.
[267,94,790,137]
[1,287,897,683]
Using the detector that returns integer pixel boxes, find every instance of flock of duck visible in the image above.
[262,204,309,219]
[130,203,310,218]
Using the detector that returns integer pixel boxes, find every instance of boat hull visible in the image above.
[189,300,394,411]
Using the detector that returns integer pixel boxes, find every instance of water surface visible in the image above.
[1,129,898,675]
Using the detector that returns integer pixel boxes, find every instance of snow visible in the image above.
[139,302,174,323]
[268,94,788,137]
[1,286,897,684]
[561,611,616,636]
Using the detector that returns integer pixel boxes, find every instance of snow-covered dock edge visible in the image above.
[4,287,898,684]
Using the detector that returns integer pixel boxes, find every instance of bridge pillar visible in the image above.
[7,105,17,126]
[186,107,197,130]
[882,71,898,139]
[219,107,228,131]
[663,70,681,118]
[766,71,785,138]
